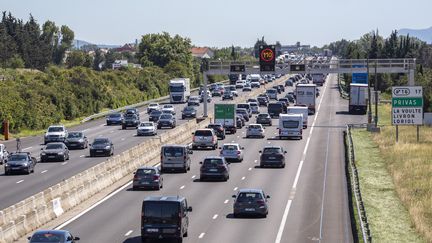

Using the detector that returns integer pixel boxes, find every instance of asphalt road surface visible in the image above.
[51,74,366,243]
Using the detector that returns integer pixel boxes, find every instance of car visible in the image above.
[199,90,212,102]
[149,110,162,122]
[278,98,290,107]
[187,96,200,106]
[249,102,259,114]
[259,146,287,168]
[251,81,260,88]
[268,102,284,118]
[222,91,234,100]
[266,89,278,100]
[4,152,36,175]
[237,103,251,117]
[147,103,160,114]
[247,98,258,103]
[157,114,176,129]
[199,156,230,181]
[272,85,282,94]
[235,81,245,89]
[226,85,239,97]
[236,108,249,122]
[122,113,140,129]
[276,101,288,113]
[211,89,222,97]
[236,115,244,128]
[28,230,80,243]
[161,145,192,172]
[89,138,114,157]
[182,106,197,119]
[192,129,218,150]
[257,97,268,107]
[232,189,270,218]
[287,91,296,99]
[141,196,192,243]
[207,123,226,140]
[256,113,272,126]
[133,166,163,190]
[161,104,176,115]
[40,142,70,162]
[242,85,252,92]
[278,84,285,92]
[125,108,140,119]
[137,122,157,136]
[246,124,265,138]
[44,125,67,144]
[106,113,124,125]
[0,144,8,165]
[64,131,88,149]
[316,87,320,97]
[285,93,295,103]
[285,79,294,87]
[219,143,244,162]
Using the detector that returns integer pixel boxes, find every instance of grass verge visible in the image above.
[351,128,425,242]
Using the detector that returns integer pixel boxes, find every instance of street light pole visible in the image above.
[367,59,372,124]
[203,71,208,117]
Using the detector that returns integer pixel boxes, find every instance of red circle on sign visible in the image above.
[260,48,274,62]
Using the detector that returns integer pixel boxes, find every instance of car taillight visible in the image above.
[237,151,241,154]
[193,136,197,141]
[133,175,139,180]
[212,136,215,142]
[153,175,160,181]
[257,200,265,206]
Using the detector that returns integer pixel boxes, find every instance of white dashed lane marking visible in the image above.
[41,170,48,174]
[212,214,218,220]
[16,180,24,184]
[199,233,205,239]
[224,199,229,204]
[124,230,133,237]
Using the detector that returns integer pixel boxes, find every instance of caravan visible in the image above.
[286,106,309,128]
[278,114,303,139]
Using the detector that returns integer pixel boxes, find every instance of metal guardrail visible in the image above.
[81,80,230,123]
[346,124,372,243]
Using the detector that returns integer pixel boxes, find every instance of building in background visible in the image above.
[191,47,214,59]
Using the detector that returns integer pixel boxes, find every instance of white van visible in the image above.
[286,106,309,128]
[278,114,303,139]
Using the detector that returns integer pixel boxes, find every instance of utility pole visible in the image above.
[202,58,209,117]
[374,60,378,127]
[367,59,372,124]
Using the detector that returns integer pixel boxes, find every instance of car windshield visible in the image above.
[109,113,121,118]
[283,121,300,128]
[258,114,269,118]
[46,144,63,150]
[223,145,239,150]
[263,147,282,154]
[237,104,249,109]
[143,202,180,225]
[184,107,195,111]
[136,169,156,176]
[126,109,136,114]
[149,104,158,107]
[162,110,172,114]
[30,232,65,242]
[140,123,153,127]
[195,130,212,136]
[47,127,63,132]
[266,89,276,94]
[249,103,257,107]
[163,147,184,157]
[93,139,108,145]
[208,124,221,129]
[236,192,262,202]
[249,125,261,129]
[150,110,162,115]
[8,154,27,161]
[67,132,82,138]
[163,105,173,109]
[125,114,137,119]
[169,86,185,92]
[203,158,223,166]
[160,114,172,119]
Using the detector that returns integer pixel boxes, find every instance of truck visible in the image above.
[249,74,261,83]
[311,73,325,86]
[278,114,303,139]
[287,106,309,128]
[214,104,236,134]
[295,84,317,115]
[169,78,190,103]
[0,144,8,164]
[349,83,368,114]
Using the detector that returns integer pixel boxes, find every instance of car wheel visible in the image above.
[177,237,183,243]
[4,171,9,175]
[233,213,239,218]
[62,156,66,162]
[26,168,31,175]
[122,126,126,130]
[184,230,188,237]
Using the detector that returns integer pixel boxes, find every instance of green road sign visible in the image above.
[215,104,235,119]
[392,97,423,107]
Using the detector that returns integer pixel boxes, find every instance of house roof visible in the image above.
[191,47,211,55]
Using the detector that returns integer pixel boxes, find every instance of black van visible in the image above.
[268,103,284,118]
[141,196,192,243]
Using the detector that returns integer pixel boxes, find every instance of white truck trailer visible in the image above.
[295,84,317,115]
[169,78,190,103]
[349,83,368,114]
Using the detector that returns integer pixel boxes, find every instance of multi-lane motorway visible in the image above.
[36,74,366,243]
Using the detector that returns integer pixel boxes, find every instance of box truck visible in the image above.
[349,83,368,114]
[295,84,317,115]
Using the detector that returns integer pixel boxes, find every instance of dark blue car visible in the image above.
[28,230,80,243]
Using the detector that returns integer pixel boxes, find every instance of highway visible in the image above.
[51,74,366,243]
[0,81,280,210]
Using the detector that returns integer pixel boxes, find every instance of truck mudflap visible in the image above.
[307,106,316,115]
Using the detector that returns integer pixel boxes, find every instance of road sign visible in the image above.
[259,45,275,72]
[215,104,235,127]
[352,65,368,84]
[230,64,245,72]
[392,86,423,125]
[290,64,305,72]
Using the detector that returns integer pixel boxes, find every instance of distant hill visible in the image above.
[398,27,432,43]
[73,39,121,49]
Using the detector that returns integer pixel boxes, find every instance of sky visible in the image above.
[1,0,431,48]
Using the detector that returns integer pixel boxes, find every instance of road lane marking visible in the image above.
[275,200,293,243]
[62,162,68,165]
[248,167,252,171]
[110,131,114,133]
[224,199,229,204]
[231,140,235,143]
[16,180,24,184]
[191,175,196,179]
[180,185,185,190]
[212,214,218,220]
[41,170,48,174]
[198,233,205,239]
[80,155,85,158]
[22,147,32,151]
[319,120,332,243]
[125,230,133,237]
[241,176,245,180]
[233,187,238,191]
[121,138,125,141]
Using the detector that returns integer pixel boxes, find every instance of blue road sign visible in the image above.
[352,65,368,84]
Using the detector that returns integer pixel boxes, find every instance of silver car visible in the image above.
[219,143,244,162]
[137,122,157,136]
[246,124,265,138]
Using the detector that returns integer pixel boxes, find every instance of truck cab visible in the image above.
[169,78,191,103]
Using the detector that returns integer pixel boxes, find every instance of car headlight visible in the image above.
[22,163,28,166]
[78,139,84,143]
[5,163,9,167]
[41,152,46,156]
[58,152,64,155]
[105,146,111,149]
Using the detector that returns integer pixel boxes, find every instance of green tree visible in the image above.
[0,24,17,67]
[93,49,104,71]
[253,36,267,58]
[65,50,92,68]
[53,25,74,65]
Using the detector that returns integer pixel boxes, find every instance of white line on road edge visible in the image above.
[16,180,24,184]
[191,175,196,179]
[41,170,48,174]
[274,76,329,243]
[198,233,205,239]
[212,214,218,219]
[55,180,133,230]
[124,230,133,237]
[233,187,238,191]
[79,155,85,158]
[180,185,185,190]
[224,199,229,204]
[241,176,246,180]
[22,147,32,151]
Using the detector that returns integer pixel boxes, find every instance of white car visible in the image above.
[147,103,160,114]
[249,102,259,114]
[246,124,265,138]
[162,104,175,115]
[44,125,68,144]
[219,143,244,162]
[137,122,157,136]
